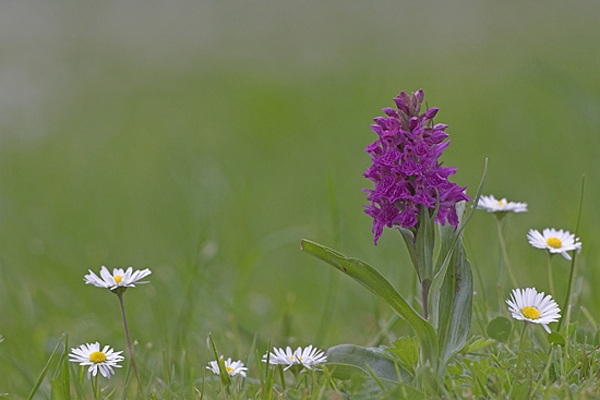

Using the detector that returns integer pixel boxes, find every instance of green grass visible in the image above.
[1,1,600,398]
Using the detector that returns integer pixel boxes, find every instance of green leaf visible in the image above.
[430,158,487,292]
[429,206,462,330]
[461,337,495,354]
[433,201,467,277]
[207,333,231,387]
[386,337,419,375]
[326,344,409,381]
[301,239,438,369]
[27,333,67,400]
[427,159,486,368]
[51,334,70,400]
[398,228,417,271]
[415,204,436,283]
[486,316,512,343]
[435,241,473,365]
[548,332,565,346]
[326,362,371,381]
[70,364,85,399]
[325,362,427,400]
[50,378,65,400]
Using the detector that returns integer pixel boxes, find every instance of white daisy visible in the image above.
[506,288,561,334]
[262,346,296,370]
[262,345,327,371]
[206,357,248,377]
[84,266,152,290]
[477,194,527,213]
[69,342,124,379]
[527,228,581,260]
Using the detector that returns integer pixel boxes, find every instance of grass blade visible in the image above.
[27,333,67,400]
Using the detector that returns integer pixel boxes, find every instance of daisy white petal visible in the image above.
[477,194,527,214]
[69,342,124,379]
[296,345,327,370]
[263,346,297,370]
[206,356,248,377]
[506,288,561,333]
[84,266,152,291]
[262,345,327,371]
[527,228,581,260]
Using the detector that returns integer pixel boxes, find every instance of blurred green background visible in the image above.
[1,0,600,393]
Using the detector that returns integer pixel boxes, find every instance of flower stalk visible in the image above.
[92,373,100,400]
[495,218,519,289]
[116,290,145,398]
[558,174,585,331]
[513,322,530,383]
[83,265,152,397]
[547,254,555,296]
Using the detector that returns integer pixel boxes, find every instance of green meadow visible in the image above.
[1,1,600,397]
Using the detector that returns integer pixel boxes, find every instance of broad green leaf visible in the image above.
[325,362,369,380]
[380,382,429,400]
[447,363,463,376]
[430,158,487,294]
[427,159,486,369]
[510,379,530,400]
[429,208,463,329]
[387,337,419,375]
[325,363,427,400]
[430,203,472,364]
[436,242,473,365]
[548,332,565,346]
[301,239,438,369]
[486,316,512,343]
[416,204,436,283]
[461,337,495,354]
[415,205,436,320]
[399,228,418,274]
[326,344,410,381]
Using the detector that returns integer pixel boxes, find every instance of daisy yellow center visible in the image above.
[497,200,505,206]
[113,275,123,284]
[546,237,562,249]
[521,306,540,320]
[289,355,295,361]
[226,366,233,373]
[89,351,107,364]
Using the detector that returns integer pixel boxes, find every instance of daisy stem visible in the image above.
[496,218,518,289]
[559,254,578,332]
[514,323,529,383]
[547,254,555,296]
[92,373,100,400]
[116,291,145,399]
[558,174,585,332]
[277,365,286,391]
